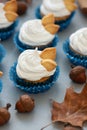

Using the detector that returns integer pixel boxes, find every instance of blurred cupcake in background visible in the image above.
[63,27,87,68]
[14,14,60,52]
[10,47,60,94]
[35,0,77,31]
[0,0,18,40]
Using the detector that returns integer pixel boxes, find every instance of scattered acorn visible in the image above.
[15,94,35,113]
[6,0,32,15]
[69,66,86,84]
[0,103,11,126]
[17,1,28,15]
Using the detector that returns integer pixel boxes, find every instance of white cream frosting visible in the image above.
[0,3,13,29]
[19,19,54,46]
[40,0,71,17]
[16,48,56,81]
[70,28,87,55]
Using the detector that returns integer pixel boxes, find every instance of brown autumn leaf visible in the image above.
[52,83,87,128]
[63,125,82,130]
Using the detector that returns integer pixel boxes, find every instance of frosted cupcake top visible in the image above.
[0,0,18,29]
[19,19,55,46]
[70,28,87,56]
[19,14,59,46]
[40,0,71,17]
[0,3,12,29]
[16,48,56,81]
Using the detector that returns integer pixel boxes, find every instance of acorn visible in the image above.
[69,66,86,84]
[15,94,35,113]
[0,103,11,126]
[17,1,28,15]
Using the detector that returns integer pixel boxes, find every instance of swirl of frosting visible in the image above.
[70,28,87,55]
[0,3,13,29]
[40,0,70,17]
[19,19,54,46]
[16,48,56,81]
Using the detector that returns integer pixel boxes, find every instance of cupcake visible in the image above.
[0,0,18,40]
[63,27,87,68]
[0,44,6,62]
[14,14,59,52]
[35,0,77,31]
[10,47,59,94]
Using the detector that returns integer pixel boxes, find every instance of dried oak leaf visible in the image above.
[63,125,82,130]
[52,83,87,128]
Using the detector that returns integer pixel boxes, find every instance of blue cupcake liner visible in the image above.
[0,44,6,62]
[35,6,75,32]
[9,62,59,94]
[63,39,87,68]
[14,31,59,52]
[0,80,2,93]
[0,19,19,41]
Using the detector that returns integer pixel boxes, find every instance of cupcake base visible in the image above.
[9,62,59,94]
[14,32,59,52]
[35,6,75,32]
[0,44,6,62]
[0,20,19,41]
[63,39,87,68]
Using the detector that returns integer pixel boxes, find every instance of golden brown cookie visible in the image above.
[5,11,18,22]
[42,14,60,33]
[40,48,56,60]
[42,14,55,26]
[64,0,77,12]
[41,59,57,71]
[4,0,18,13]
[44,24,60,34]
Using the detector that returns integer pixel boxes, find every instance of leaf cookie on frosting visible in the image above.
[40,48,57,72]
[40,48,56,60]
[4,0,18,13]
[5,12,18,22]
[45,24,59,35]
[42,14,60,34]
[42,14,55,26]
[41,59,57,71]
[64,0,77,12]
[3,0,18,22]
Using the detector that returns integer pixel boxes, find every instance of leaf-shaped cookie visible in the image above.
[42,14,55,26]
[41,59,57,71]
[4,0,18,13]
[64,0,77,12]
[40,48,56,60]
[44,24,60,34]
[5,11,18,22]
